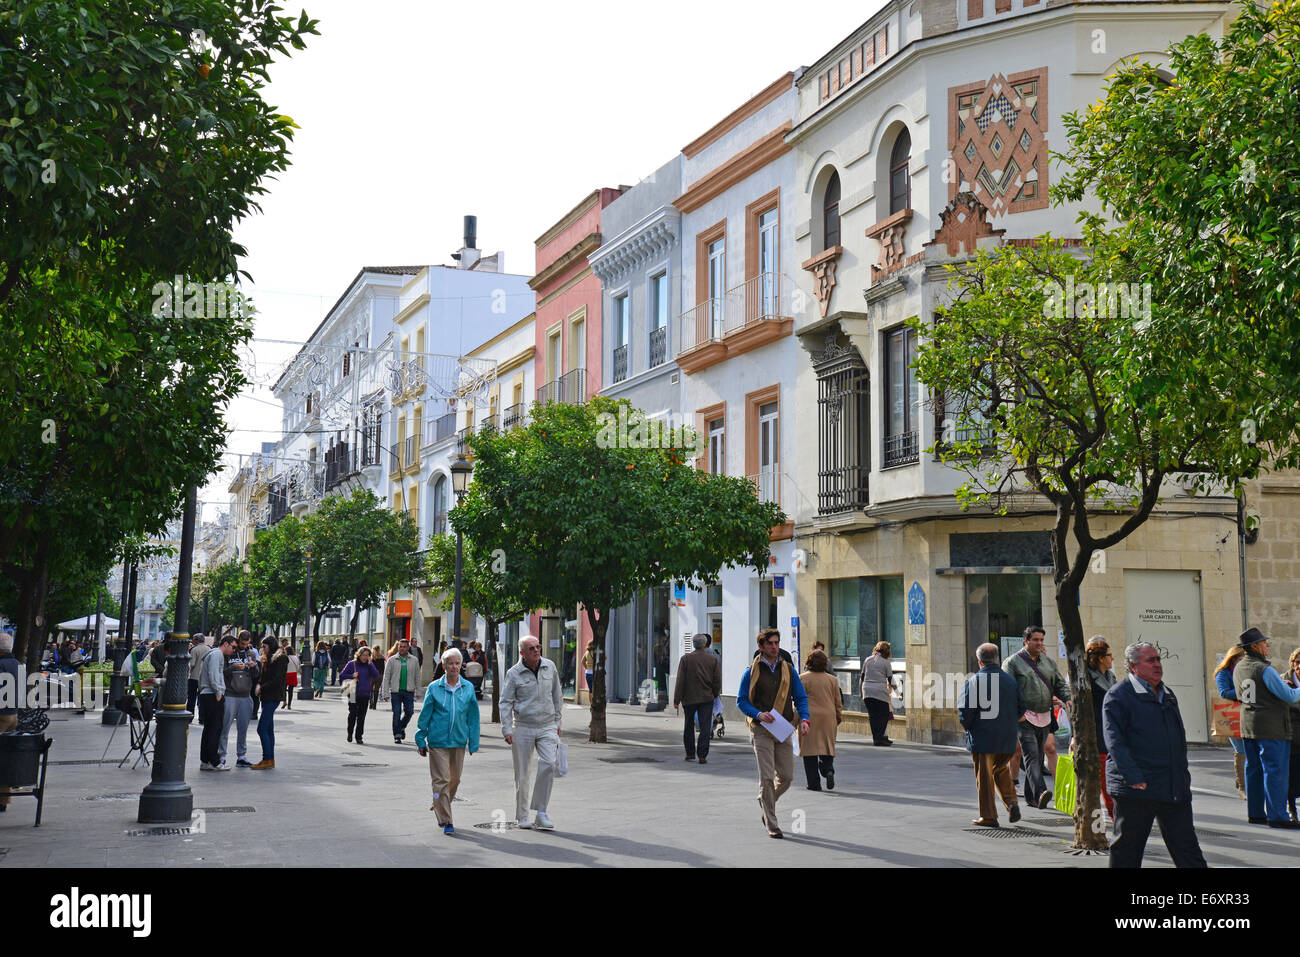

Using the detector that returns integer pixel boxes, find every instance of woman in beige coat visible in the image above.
[799,650,843,791]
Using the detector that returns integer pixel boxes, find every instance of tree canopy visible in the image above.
[453,396,784,741]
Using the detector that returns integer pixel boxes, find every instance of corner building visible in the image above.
[787,0,1241,744]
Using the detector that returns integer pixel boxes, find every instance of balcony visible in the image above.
[612,344,628,384]
[747,470,781,506]
[502,402,525,430]
[427,411,457,446]
[324,441,359,491]
[455,428,471,458]
[746,470,795,541]
[677,273,793,375]
[404,434,418,470]
[649,325,667,368]
[535,368,587,405]
[883,430,919,469]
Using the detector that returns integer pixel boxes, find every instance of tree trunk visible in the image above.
[348,594,363,643]
[585,606,609,743]
[485,617,501,724]
[1055,578,1107,850]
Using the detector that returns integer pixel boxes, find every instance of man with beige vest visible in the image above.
[737,628,810,838]
[674,634,723,764]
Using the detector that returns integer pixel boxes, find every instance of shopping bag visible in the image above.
[1212,698,1241,738]
[556,740,568,777]
[1053,752,1077,815]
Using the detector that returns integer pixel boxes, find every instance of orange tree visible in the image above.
[452,396,784,742]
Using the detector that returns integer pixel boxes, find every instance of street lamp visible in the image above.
[450,455,473,648]
[242,557,250,632]
[303,545,313,653]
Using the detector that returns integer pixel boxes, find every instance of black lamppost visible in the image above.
[242,556,250,631]
[138,485,197,824]
[298,547,314,701]
[303,545,313,653]
[450,455,473,648]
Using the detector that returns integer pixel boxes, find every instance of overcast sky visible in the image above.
[206,0,886,520]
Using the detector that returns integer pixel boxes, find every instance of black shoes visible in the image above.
[1037,791,1052,809]
[1268,820,1300,829]
[826,771,835,790]
[806,785,822,791]
[698,757,707,765]
[1009,804,1022,824]
[1248,817,1268,824]
[685,755,695,761]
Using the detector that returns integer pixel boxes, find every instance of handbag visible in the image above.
[556,740,568,777]
[341,678,358,702]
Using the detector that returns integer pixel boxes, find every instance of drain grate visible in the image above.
[199,806,255,814]
[473,821,518,830]
[84,792,138,802]
[51,759,109,765]
[963,826,1056,840]
[341,763,388,768]
[1033,816,1077,828]
[124,825,196,837]
[597,756,662,764]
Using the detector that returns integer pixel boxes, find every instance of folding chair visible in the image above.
[101,695,155,768]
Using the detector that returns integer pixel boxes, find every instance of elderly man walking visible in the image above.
[501,637,564,830]
[959,643,1025,827]
[674,634,722,764]
[1233,627,1300,828]
[738,628,810,839]
[416,647,480,835]
[1004,626,1069,809]
[1103,641,1207,867]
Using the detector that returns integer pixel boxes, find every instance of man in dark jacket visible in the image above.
[0,633,22,810]
[674,634,723,764]
[959,643,1025,827]
[1233,626,1300,828]
[329,638,348,686]
[1103,641,1207,868]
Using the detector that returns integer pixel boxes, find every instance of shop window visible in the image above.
[964,574,1044,669]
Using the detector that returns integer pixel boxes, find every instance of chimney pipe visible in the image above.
[463,215,477,251]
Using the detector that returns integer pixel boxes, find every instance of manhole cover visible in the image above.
[199,806,256,814]
[473,821,518,830]
[124,826,196,837]
[597,756,662,764]
[84,792,138,802]
[963,826,1056,839]
[341,763,388,768]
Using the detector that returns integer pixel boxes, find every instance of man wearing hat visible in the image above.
[1233,627,1300,828]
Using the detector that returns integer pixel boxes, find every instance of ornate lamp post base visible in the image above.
[137,633,194,824]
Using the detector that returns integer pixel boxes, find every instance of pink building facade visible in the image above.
[528,186,625,699]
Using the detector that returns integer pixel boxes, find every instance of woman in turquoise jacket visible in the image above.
[415,647,480,835]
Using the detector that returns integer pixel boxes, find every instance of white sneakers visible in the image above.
[211,761,231,772]
[534,812,554,830]
[199,762,212,771]
[517,817,532,829]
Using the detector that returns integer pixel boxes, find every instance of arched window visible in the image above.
[889,129,911,214]
[432,475,448,537]
[822,170,841,251]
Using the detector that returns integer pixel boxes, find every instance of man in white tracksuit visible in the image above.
[500,636,564,830]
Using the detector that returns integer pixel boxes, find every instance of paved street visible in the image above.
[0,690,1291,868]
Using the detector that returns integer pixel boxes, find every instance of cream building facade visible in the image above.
[787,0,1242,743]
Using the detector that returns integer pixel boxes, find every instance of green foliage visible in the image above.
[453,396,784,740]
[301,488,421,640]
[0,0,320,301]
[246,515,307,630]
[1056,0,1300,467]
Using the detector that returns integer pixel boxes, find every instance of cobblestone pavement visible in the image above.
[0,692,1288,868]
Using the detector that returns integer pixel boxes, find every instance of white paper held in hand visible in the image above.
[762,710,795,743]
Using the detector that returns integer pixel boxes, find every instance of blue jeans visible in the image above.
[391,690,415,737]
[1244,737,1291,821]
[257,700,279,761]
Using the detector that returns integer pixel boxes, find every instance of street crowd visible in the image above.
[10,614,1297,864]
